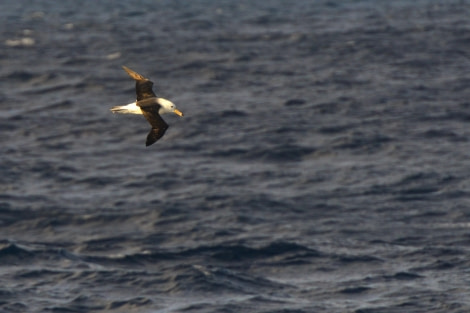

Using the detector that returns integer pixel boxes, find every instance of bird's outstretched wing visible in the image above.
[140,105,169,146]
[122,65,157,101]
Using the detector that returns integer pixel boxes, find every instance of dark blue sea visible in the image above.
[2,0,470,312]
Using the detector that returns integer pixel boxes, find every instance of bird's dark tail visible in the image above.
[146,127,167,146]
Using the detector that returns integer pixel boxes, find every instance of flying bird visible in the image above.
[111,66,183,146]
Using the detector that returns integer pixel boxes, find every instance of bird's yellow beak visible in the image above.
[173,109,184,117]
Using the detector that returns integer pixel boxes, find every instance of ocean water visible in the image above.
[2,0,470,312]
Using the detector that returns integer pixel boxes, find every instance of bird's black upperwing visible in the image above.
[140,105,169,146]
[122,65,157,101]
[135,80,156,101]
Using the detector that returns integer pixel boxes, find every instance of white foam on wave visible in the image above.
[5,37,35,47]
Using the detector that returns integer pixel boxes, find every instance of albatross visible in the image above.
[111,66,183,146]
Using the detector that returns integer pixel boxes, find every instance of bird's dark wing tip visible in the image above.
[145,127,167,146]
[122,65,147,81]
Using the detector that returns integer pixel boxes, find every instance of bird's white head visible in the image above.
[157,98,184,116]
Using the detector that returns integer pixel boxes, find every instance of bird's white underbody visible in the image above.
[111,98,182,116]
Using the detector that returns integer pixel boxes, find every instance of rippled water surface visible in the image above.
[2,1,470,312]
